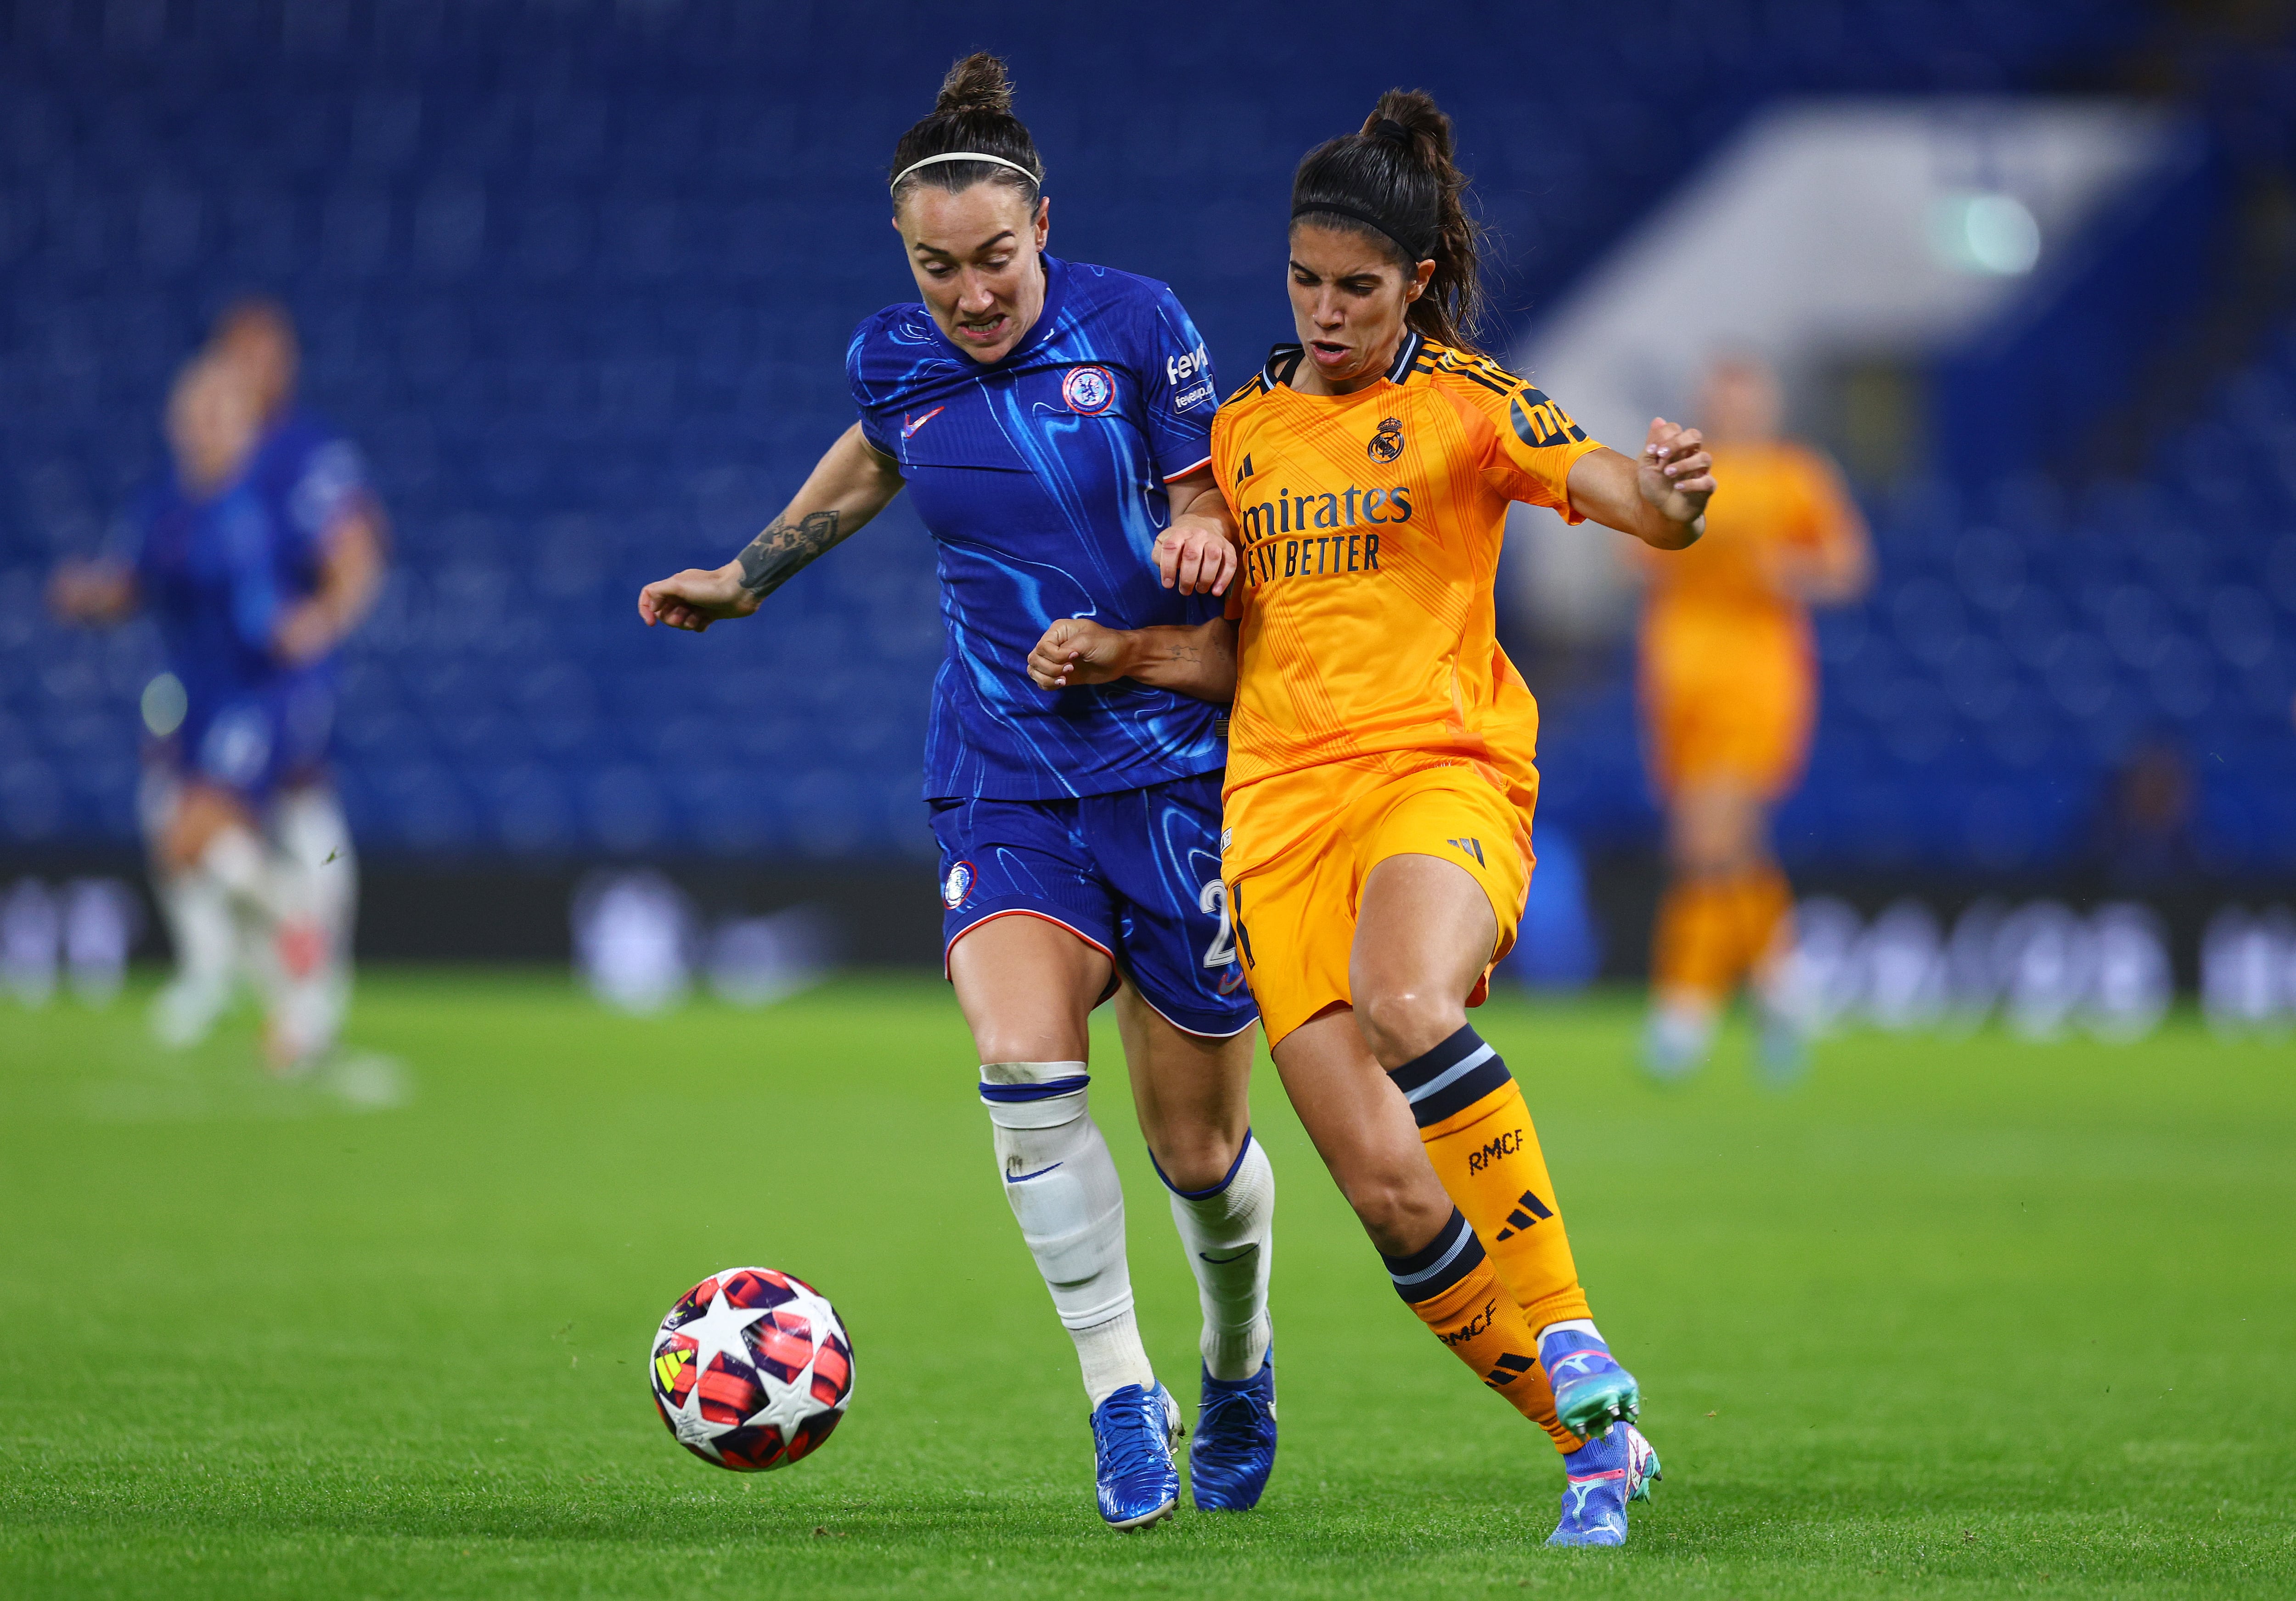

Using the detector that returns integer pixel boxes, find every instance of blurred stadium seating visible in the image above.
[2,0,2290,942]
[1535,312,2296,877]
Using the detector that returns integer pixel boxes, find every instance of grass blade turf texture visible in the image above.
[0,972,2290,1599]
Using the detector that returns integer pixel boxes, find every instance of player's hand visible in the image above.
[638,564,759,633]
[46,558,136,626]
[273,599,342,665]
[1154,515,1239,597]
[1638,417,1714,530]
[1028,617,1134,690]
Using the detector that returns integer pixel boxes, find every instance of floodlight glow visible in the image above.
[1929,191,2041,276]
[140,672,187,737]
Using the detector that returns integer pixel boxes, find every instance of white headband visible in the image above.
[889,150,1042,196]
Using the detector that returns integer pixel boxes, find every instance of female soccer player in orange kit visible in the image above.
[1638,357,1871,1082]
[1031,90,1710,1545]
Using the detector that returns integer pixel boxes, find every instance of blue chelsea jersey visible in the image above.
[847,255,1228,802]
[132,410,371,709]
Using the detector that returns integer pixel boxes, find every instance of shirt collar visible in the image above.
[1261,327,1426,393]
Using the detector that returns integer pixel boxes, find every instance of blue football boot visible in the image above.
[1753,992,1812,1091]
[1547,1421,1660,1546]
[1538,1325,1641,1441]
[1090,1381,1182,1529]
[1189,1348,1277,1510]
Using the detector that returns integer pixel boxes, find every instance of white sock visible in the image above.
[272,786,357,944]
[156,867,237,998]
[1537,1317,1604,1347]
[270,787,355,1056]
[980,1061,1155,1409]
[1162,1131,1274,1381]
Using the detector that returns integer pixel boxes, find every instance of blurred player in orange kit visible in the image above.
[1637,356,1870,1083]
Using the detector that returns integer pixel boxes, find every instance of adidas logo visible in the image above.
[1492,1189,1554,1242]
[1484,1351,1534,1388]
[1447,836,1485,867]
[1233,452,1254,484]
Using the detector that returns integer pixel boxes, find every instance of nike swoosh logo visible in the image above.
[1198,1246,1258,1264]
[1006,1162,1062,1183]
[901,406,945,439]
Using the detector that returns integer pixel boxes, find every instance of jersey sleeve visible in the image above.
[845,321,895,457]
[285,435,372,555]
[1140,285,1218,482]
[1461,369,1604,523]
[1790,444,1864,557]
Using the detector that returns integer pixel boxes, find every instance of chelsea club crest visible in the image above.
[943,861,976,909]
[1062,365,1116,415]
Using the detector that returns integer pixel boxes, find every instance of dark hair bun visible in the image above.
[1361,89,1454,160]
[891,52,1041,202]
[936,52,1015,116]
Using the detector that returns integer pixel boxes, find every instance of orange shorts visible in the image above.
[1223,761,1534,1049]
[1641,624,1815,801]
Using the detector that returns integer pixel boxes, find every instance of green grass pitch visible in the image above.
[1,971,2290,1599]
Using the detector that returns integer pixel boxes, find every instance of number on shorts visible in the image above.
[1198,878,1237,970]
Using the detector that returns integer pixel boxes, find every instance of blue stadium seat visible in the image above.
[7,0,2284,869]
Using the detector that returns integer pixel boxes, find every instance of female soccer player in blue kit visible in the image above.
[637,55,1273,1530]
[49,305,384,1071]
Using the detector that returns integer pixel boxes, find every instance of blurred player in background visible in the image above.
[639,56,1275,1530]
[1638,356,1870,1082]
[48,301,385,1071]
[1035,89,1707,1547]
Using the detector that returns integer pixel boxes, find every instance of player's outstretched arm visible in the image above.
[1027,617,1237,703]
[275,503,388,665]
[1766,455,1873,606]
[638,423,905,633]
[1565,418,1714,552]
[1154,468,1241,597]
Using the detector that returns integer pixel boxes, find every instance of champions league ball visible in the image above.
[648,1267,855,1471]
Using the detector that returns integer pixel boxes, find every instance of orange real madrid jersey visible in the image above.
[1635,439,1857,631]
[1635,440,1857,798]
[1211,333,1604,807]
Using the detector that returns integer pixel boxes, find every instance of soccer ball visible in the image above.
[648,1266,855,1471]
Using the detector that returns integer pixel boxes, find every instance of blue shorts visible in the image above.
[931,772,1256,1039]
[168,677,335,803]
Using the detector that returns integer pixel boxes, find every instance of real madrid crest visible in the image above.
[1368,416,1405,462]
[1062,365,1116,415]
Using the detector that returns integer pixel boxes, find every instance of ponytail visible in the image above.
[1290,89,1486,353]
[889,53,1044,210]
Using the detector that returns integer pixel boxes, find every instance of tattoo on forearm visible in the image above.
[735,510,847,599]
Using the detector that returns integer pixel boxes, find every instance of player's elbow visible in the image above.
[1649,515,1703,552]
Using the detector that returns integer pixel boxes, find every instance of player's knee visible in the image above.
[971,1024,1083,1067]
[1338,1168,1443,1258]
[161,793,231,874]
[1146,1123,1246,1195]
[1355,985,1464,1069]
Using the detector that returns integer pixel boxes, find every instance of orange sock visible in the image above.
[1384,1208,1580,1453]
[1389,1027,1594,1335]
[1652,871,1739,1003]
[1736,862,1793,984]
